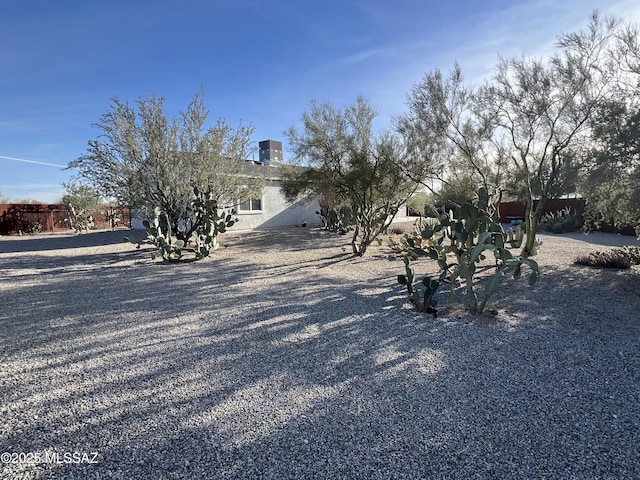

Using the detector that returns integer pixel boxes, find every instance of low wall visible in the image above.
[498,198,587,223]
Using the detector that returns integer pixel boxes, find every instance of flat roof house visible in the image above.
[235,140,320,229]
[131,140,321,231]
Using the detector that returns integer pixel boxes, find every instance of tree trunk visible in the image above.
[351,225,361,255]
[520,199,545,257]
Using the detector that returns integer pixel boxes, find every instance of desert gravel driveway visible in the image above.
[1,227,639,479]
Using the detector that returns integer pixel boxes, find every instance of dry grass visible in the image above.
[574,251,632,269]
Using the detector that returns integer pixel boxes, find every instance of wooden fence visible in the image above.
[0,204,131,235]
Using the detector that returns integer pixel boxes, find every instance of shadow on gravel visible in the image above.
[498,263,640,329]
[0,229,143,254]
[224,226,352,252]
[1,229,639,479]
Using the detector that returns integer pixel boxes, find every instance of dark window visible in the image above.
[239,197,262,212]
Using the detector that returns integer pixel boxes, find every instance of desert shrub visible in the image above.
[614,246,640,265]
[539,207,582,233]
[574,251,631,269]
[405,193,433,216]
[432,175,477,212]
[28,221,42,235]
[551,223,564,234]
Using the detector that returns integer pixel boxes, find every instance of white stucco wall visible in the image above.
[130,193,409,231]
[234,180,321,230]
[390,203,415,223]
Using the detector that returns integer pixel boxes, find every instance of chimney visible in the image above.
[258,140,283,165]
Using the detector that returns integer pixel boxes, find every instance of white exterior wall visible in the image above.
[130,180,321,231]
[390,203,415,223]
[234,180,321,230]
[130,192,408,231]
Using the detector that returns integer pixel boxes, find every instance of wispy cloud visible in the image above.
[0,155,66,168]
[337,47,396,66]
[0,120,40,133]
[362,0,640,124]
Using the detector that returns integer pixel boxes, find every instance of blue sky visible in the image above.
[1,0,639,203]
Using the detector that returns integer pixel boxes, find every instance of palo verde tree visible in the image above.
[398,63,508,212]
[478,12,622,256]
[282,97,431,255]
[68,89,261,243]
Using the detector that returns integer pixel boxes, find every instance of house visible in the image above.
[131,140,321,231]
[240,140,422,229]
[234,141,320,229]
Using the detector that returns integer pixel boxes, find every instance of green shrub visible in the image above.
[432,175,477,212]
[405,193,433,216]
[28,221,42,235]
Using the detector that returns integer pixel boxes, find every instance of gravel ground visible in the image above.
[1,227,639,479]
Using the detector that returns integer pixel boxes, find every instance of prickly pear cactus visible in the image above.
[125,207,185,261]
[190,186,237,259]
[397,256,440,316]
[125,186,237,262]
[397,256,417,299]
[399,188,539,314]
